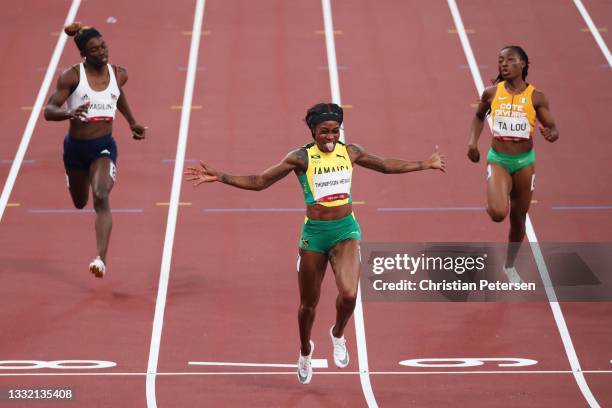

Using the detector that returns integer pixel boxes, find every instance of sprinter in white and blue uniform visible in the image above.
[44,22,147,278]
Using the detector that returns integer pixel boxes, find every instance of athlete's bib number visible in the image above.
[313,170,351,202]
[493,116,530,139]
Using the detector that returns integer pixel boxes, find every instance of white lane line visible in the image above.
[526,234,601,408]
[358,370,612,375]
[1,369,611,376]
[321,0,345,143]
[354,284,377,405]
[321,1,378,407]
[573,0,612,68]
[202,207,304,212]
[0,160,36,164]
[145,1,206,407]
[378,206,485,212]
[400,358,538,368]
[446,1,600,407]
[189,360,329,368]
[28,208,143,213]
[0,0,82,223]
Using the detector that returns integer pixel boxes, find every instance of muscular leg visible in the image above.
[66,169,89,209]
[486,163,512,222]
[505,164,534,268]
[328,239,360,338]
[297,248,328,355]
[89,157,115,262]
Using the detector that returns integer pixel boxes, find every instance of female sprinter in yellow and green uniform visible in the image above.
[297,141,360,253]
[468,45,559,282]
[185,103,445,384]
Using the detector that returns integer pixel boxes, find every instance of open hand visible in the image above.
[184,161,220,186]
[467,144,480,163]
[130,123,147,140]
[428,145,446,172]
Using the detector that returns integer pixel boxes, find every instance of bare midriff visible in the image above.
[68,120,113,140]
[491,137,533,155]
[306,203,352,220]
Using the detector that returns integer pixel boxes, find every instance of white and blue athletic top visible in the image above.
[66,63,120,122]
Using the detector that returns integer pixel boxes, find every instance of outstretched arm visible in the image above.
[185,148,308,190]
[347,144,446,173]
[533,90,559,143]
[467,86,495,163]
[115,66,147,139]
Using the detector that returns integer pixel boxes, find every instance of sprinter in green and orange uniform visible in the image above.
[185,103,445,384]
[467,46,559,283]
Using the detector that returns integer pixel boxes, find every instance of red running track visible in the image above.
[456,1,612,406]
[0,0,610,407]
[0,0,197,406]
[156,1,367,406]
[331,0,610,406]
[0,2,70,186]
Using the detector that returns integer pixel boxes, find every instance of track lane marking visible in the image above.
[188,360,329,368]
[1,160,35,164]
[399,357,538,368]
[573,0,612,67]
[0,0,82,223]
[171,105,203,110]
[447,1,600,406]
[156,202,192,206]
[181,31,211,36]
[321,0,378,406]
[448,28,475,34]
[378,206,485,212]
[315,30,343,35]
[203,207,303,212]
[552,205,612,210]
[201,202,365,212]
[27,208,143,213]
[580,27,608,33]
[145,1,206,407]
[1,369,611,376]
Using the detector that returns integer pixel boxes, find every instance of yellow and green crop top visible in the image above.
[490,81,536,141]
[298,142,353,207]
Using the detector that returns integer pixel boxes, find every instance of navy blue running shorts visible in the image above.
[63,133,118,171]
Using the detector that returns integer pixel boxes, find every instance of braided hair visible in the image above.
[493,45,529,84]
[64,22,102,52]
[304,103,343,138]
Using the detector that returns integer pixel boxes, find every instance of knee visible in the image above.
[92,188,110,208]
[299,303,317,316]
[487,206,508,223]
[338,291,357,307]
[73,199,87,209]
